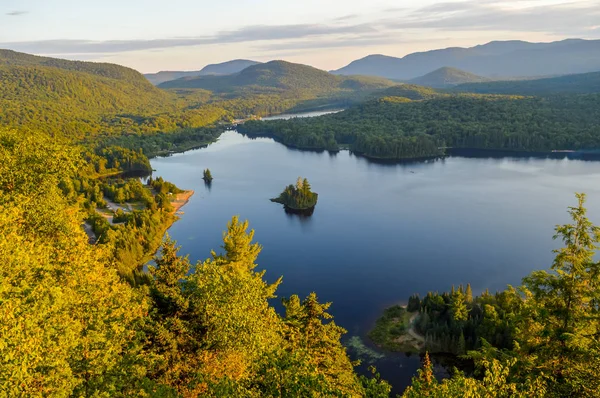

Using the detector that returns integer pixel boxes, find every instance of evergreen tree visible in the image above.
[465,283,473,303]
[519,193,600,397]
[450,289,468,322]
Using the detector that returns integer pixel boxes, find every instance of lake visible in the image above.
[151,129,600,394]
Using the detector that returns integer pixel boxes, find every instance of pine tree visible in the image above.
[465,283,473,303]
[520,193,600,396]
[216,215,262,271]
[402,352,437,397]
[451,289,468,322]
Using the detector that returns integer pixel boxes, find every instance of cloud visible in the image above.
[6,10,28,16]
[333,14,359,22]
[1,1,597,58]
[0,23,375,54]
[258,35,396,52]
[386,1,600,36]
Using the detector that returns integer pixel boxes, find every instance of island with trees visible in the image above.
[203,168,213,183]
[271,177,318,214]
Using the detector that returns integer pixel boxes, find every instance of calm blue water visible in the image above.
[151,130,600,394]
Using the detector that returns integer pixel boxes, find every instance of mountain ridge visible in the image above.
[144,59,260,85]
[409,67,490,88]
[158,60,396,94]
[452,70,600,95]
[332,39,600,80]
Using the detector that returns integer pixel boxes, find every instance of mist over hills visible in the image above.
[332,39,600,80]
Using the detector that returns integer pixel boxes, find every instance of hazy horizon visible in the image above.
[1,0,598,73]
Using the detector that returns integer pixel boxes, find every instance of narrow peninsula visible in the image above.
[271,177,318,214]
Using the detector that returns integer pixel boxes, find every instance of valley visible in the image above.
[2,34,600,397]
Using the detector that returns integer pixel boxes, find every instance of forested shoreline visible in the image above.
[240,93,600,159]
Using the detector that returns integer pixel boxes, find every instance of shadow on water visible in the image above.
[240,132,600,166]
[448,147,600,162]
[284,206,315,217]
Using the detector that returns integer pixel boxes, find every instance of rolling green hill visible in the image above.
[409,67,490,88]
[0,49,149,83]
[158,60,395,95]
[0,50,230,139]
[453,70,600,95]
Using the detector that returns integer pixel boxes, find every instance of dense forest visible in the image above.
[240,93,600,159]
[453,70,600,95]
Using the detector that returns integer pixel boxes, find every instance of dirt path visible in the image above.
[82,222,97,244]
[407,312,425,343]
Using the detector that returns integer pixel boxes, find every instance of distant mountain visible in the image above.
[332,39,600,80]
[200,59,261,76]
[409,67,490,88]
[144,70,204,85]
[453,70,600,96]
[158,60,395,94]
[144,59,260,85]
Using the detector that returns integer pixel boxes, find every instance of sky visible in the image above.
[1,0,598,73]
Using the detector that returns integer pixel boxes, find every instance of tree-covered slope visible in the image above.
[0,49,149,83]
[0,51,233,139]
[453,70,600,95]
[158,60,395,94]
[239,93,600,159]
[409,67,490,88]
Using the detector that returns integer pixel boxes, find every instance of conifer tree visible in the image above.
[465,283,473,303]
[519,193,600,396]
[450,289,468,322]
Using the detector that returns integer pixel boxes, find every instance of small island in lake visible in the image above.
[271,177,318,214]
[203,168,213,183]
